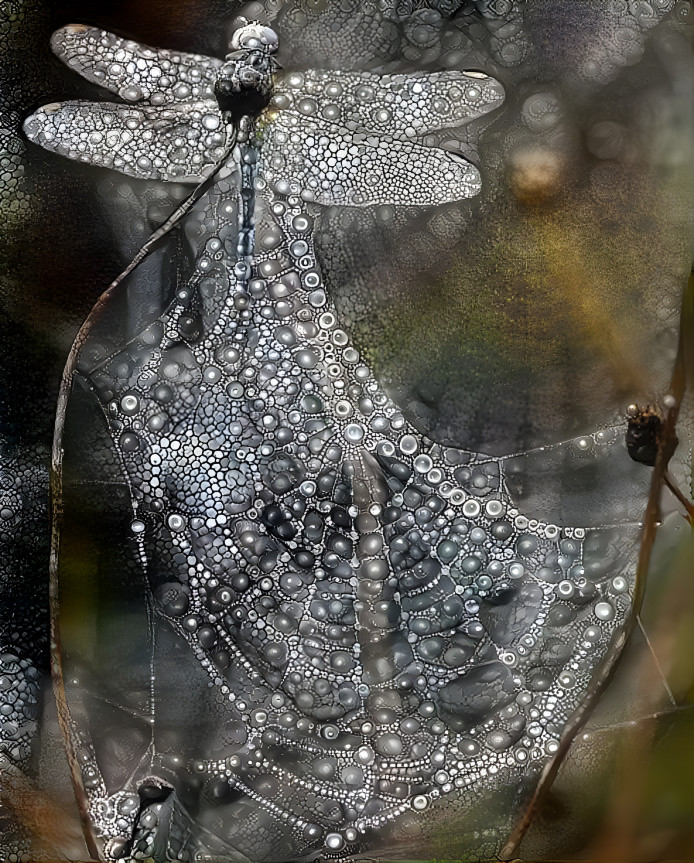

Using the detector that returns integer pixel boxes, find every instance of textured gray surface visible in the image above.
[1,1,692,861]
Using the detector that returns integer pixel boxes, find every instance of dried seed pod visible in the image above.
[625,404,665,466]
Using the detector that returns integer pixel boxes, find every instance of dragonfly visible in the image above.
[15,17,653,863]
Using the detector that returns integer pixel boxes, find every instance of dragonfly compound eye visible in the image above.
[229,22,279,53]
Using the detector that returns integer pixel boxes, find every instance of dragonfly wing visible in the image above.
[23,100,227,182]
[50,25,222,105]
[260,112,481,206]
[272,69,504,139]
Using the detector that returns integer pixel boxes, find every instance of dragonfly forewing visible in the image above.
[50,24,222,104]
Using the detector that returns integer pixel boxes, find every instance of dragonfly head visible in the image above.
[229,21,279,54]
[215,22,279,122]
